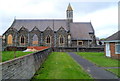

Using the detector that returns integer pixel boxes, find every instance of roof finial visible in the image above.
[67,3,73,11]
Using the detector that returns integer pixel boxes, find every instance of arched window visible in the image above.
[59,35,64,44]
[32,34,38,44]
[7,34,13,45]
[20,35,25,44]
[46,35,51,44]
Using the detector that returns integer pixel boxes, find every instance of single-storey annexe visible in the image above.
[104,31,120,59]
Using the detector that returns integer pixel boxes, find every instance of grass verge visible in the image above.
[76,52,119,67]
[2,51,34,62]
[106,68,120,78]
[31,52,93,80]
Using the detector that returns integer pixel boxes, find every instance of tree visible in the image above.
[9,46,17,58]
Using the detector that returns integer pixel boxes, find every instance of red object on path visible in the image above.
[27,46,49,51]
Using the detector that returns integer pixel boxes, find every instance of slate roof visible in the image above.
[106,30,120,41]
[9,19,94,40]
[11,19,68,31]
[70,23,94,40]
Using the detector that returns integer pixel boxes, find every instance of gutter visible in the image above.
[104,40,120,43]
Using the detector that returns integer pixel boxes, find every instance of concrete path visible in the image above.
[67,52,119,79]
[101,67,120,69]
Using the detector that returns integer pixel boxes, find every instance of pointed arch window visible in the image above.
[20,35,25,44]
[32,34,38,44]
[7,34,13,45]
[46,35,51,44]
[59,35,64,44]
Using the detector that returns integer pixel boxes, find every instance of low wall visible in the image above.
[1,48,52,80]
[55,47,104,52]
[4,46,27,51]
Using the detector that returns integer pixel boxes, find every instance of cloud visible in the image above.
[0,0,118,39]
[0,0,61,35]
[74,6,118,38]
[0,0,56,15]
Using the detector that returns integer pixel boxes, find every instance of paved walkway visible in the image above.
[101,67,120,69]
[67,52,119,79]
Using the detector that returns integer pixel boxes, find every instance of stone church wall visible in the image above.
[2,25,96,50]
[56,28,68,47]
[43,28,54,47]
[1,48,52,79]
[2,27,69,50]
[17,27,29,47]
[29,29,41,46]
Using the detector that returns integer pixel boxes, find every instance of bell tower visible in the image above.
[66,3,73,32]
[66,3,73,23]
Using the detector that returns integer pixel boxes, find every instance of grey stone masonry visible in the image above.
[1,48,52,79]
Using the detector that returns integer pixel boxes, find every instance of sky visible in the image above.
[0,0,119,39]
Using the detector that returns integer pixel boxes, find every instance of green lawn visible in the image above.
[2,51,34,62]
[31,52,93,80]
[76,52,119,67]
[106,68,120,78]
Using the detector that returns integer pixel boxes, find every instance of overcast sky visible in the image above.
[0,0,119,38]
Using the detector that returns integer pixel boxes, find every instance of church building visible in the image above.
[2,4,96,50]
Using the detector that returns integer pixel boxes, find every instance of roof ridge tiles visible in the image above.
[73,22,91,24]
[15,19,67,21]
